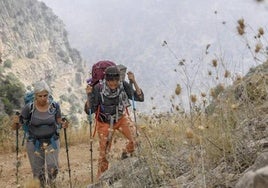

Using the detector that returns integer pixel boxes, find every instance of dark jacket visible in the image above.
[85,81,144,122]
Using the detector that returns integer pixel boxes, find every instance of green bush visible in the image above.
[60,94,68,102]
[0,73,25,115]
[3,59,12,68]
[1,98,13,115]
[26,51,35,59]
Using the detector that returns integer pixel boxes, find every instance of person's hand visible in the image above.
[61,118,69,129]
[86,85,93,95]
[11,114,21,130]
[127,71,136,83]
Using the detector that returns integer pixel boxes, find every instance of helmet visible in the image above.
[105,66,120,81]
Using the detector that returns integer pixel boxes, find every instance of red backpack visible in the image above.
[90,60,116,86]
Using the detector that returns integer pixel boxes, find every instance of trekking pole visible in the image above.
[15,111,20,185]
[88,108,94,183]
[130,82,138,136]
[62,118,72,188]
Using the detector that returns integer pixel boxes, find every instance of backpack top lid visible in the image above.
[24,91,35,105]
[90,60,116,86]
[117,64,127,81]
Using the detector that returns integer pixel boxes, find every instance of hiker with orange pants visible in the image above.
[85,65,144,179]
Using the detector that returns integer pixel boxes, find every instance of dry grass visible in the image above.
[0,88,265,187]
[59,120,93,146]
[0,115,15,153]
[1,18,267,187]
[0,117,93,154]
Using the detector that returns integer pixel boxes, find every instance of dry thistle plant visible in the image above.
[224,70,230,78]
[210,88,217,99]
[237,18,245,35]
[190,94,197,103]
[201,92,206,98]
[258,27,264,37]
[175,84,182,95]
[255,43,262,53]
[212,59,218,67]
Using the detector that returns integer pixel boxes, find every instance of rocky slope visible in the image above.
[87,61,268,188]
[0,0,87,125]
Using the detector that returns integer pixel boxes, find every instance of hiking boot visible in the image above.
[121,152,128,160]
[121,152,133,160]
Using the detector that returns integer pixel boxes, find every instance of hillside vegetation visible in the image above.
[1,20,268,188]
[0,0,268,187]
[0,0,87,125]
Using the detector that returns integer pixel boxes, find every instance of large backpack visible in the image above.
[90,60,116,86]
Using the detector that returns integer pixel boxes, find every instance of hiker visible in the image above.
[12,80,68,187]
[85,65,144,179]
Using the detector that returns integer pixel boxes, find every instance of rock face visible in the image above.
[235,151,268,188]
[0,0,87,125]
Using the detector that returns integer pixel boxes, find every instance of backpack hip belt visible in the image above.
[28,134,58,155]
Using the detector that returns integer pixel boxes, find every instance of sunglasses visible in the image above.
[106,73,120,81]
[37,94,48,98]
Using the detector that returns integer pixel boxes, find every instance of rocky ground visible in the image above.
[0,142,101,188]
[0,135,130,188]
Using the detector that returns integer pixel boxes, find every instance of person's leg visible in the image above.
[26,140,46,187]
[46,139,60,187]
[26,140,36,174]
[115,115,135,156]
[127,116,138,139]
[96,121,110,179]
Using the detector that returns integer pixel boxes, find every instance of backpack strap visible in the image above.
[92,105,100,138]
[125,106,130,116]
[98,81,130,121]
[21,102,34,146]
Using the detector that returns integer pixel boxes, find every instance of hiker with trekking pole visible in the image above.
[11,80,69,188]
[85,63,144,180]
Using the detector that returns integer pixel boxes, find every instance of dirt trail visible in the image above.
[0,143,98,188]
[0,137,127,188]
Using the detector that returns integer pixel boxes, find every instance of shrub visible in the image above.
[3,59,12,68]
[0,73,24,115]
[26,51,35,59]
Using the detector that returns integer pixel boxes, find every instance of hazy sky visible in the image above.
[40,0,268,113]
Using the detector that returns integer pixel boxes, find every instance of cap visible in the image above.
[105,66,120,81]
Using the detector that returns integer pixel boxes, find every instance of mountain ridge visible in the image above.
[0,0,87,125]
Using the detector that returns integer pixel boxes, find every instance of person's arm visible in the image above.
[124,72,144,102]
[84,84,93,115]
[90,85,101,112]
[128,71,142,96]
[11,104,31,130]
[11,113,22,130]
[85,84,100,114]
[55,104,68,128]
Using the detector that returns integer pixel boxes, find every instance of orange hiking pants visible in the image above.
[96,114,135,179]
